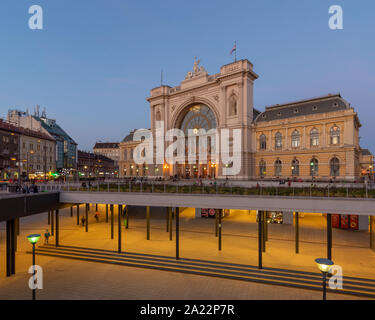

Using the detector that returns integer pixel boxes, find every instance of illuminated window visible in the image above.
[291,130,300,148]
[330,126,340,145]
[259,134,267,150]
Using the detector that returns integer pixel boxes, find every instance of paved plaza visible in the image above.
[0,205,374,300]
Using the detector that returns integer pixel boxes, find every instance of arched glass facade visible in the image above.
[179,105,217,135]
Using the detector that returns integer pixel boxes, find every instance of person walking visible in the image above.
[44,229,51,244]
[94,211,100,223]
[81,216,86,227]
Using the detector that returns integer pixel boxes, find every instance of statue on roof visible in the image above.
[185,57,207,79]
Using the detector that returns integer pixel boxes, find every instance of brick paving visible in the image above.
[0,205,374,300]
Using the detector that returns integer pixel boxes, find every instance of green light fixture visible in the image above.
[27,234,41,245]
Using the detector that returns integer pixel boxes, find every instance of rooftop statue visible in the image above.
[185,57,207,79]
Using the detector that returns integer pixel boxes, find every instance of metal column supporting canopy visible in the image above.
[176,207,180,260]
[146,206,150,240]
[118,205,122,253]
[85,203,90,232]
[327,213,332,260]
[55,210,59,247]
[76,204,80,225]
[258,210,263,269]
[6,219,16,277]
[110,205,114,239]
[295,212,299,254]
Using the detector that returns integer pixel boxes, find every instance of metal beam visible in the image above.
[146,206,150,240]
[55,210,59,247]
[258,210,262,269]
[76,205,80,225]
[295,212,299,254]
[85,204,89,232]
[218,209,222,251]
[110,204,114,239]
[327,213,332,260]
[176,207,180,260]
[118,205,122,253]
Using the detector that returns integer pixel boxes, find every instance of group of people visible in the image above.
[11,183,39,193]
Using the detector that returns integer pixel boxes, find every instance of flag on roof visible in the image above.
[230,42,237,55]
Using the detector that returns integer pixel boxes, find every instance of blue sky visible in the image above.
[0,0,374,151]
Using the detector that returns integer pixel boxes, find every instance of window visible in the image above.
[259,160,266,177]
[30,143,33,150]
[291,130,300,148]
[330,157,340,176]
[274,159,282,176]
[330,126,340,145]
[310,158,318,176]
[275,132,282,149]
[259,134,267,150]
[291,159,299,176]
[124,150,127,160]
[310,128,319,147]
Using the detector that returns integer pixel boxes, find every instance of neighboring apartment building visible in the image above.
[0,120,20,181]
[7,108,78,173]
[78,150,117,178]
[0,119,56,181]
[93,142,120,167]
[19,128,56,180]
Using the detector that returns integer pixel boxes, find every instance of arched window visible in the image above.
[274,159,282,176]
[330,126,340,145]
[259,134,267,150]
[310,128,319,147]
[259,160,266,177]
[310,157,319,176]
[291,158,299,176]
[291,130,300,148]
[275,132,282,149]
[330,157,340,176]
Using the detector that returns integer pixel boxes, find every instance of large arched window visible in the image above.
[291,158,299,176]
[275,132,282,149]
[274,159,282,176]
[310,157,319,176]
[179,104,217,135]
[330,126,340,145]
[291,130,300,148]
[259,160,266,177]
[310,128,319,147]
[259,134,267,150]
[330,157,340,176]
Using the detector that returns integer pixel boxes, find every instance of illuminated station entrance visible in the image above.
[172,104,218,179]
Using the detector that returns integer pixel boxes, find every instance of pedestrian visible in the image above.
[81,216,86,227]
[44,229,51,244]
[94,211,100,222]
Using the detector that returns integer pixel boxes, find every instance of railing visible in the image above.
[43,181,375,199]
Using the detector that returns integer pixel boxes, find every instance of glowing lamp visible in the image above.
[27,234,41,245]
[315,258,334,273]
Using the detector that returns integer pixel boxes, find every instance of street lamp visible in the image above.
[315,258,334,300]
[27,233,41,300]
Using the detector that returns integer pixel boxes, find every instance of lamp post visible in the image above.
[315,258,334,300]
[27,233,41,300]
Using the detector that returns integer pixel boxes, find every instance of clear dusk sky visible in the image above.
[0,0,374,151]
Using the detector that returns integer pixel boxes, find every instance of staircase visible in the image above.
[32,244,375,299]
